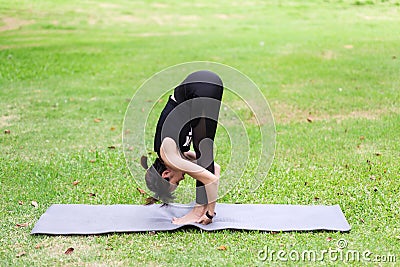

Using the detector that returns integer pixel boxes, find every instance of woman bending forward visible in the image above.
[145,70,223,225]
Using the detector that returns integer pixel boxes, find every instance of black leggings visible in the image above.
[174,71,223,204]
[191,117,218,204]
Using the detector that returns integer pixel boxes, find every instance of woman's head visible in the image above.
[144,157,185,203]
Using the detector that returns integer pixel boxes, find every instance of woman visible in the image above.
[145,70,223,225]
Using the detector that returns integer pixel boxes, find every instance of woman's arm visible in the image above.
[214,162,220,178]
[183,151,197,162]
[160,137,219,203]
[197,161,220,223]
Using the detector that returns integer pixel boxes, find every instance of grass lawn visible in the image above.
[1,0,399,266]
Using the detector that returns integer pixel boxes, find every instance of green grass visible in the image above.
[1,0,399,266]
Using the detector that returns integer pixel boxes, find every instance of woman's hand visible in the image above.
[196,210,216,225]
[196,214,213,225]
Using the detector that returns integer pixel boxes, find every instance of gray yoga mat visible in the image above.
[31,203,351,234]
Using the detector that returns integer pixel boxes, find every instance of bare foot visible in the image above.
[172,204,207,225]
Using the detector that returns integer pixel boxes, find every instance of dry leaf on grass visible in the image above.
[31,201,38,208]
[16,222,29,227]
[73,180,80,186]
[137,188,146,194]
[110,126,116,131]
[89,159,96,163]
[217,245,227,251]
[16,251,26,258]
[64,247,74,255]
[94,118,102,123]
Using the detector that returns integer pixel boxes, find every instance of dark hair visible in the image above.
[145,157,175,203]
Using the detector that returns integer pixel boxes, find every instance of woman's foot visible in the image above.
[172,204,207,224]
